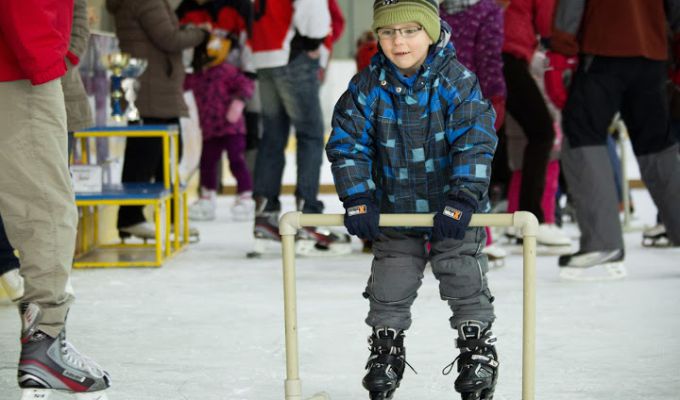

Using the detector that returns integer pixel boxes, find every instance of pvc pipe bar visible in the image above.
[279,212,538,400]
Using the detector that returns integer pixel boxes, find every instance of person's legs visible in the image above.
[0,214,20,275]
[276,53,325,213]
[430,227,495,328]
[365,230,427,330]
[503,53,555,223]
[605,135,624,203]
[118,118,179,230]
[0,79,76,335]
[253,67,291,212]
[561,56,624,253]
[430,227,498,399]
[361,230,426,397]
[0,213,23,301]
[541,160,560,225]
[199,137,226,192]
[117,135,163,229]
[224,134,252,194]
[623,58,680,245]
[151,117,182,184]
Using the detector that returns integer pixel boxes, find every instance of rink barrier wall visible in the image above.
[278,211,538,400]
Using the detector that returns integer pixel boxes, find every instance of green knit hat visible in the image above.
[372,0,441,43]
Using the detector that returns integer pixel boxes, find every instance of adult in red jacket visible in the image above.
[499,0,568,246]
[0,1,111,397]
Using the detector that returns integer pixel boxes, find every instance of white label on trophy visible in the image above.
[70,165,103,193]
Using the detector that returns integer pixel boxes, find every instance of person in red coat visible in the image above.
[0,1,111,397]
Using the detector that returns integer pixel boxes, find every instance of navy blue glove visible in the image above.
[432,197,476,241]
[343,195,380,241]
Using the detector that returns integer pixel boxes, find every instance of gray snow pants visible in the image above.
[364,227,495,331]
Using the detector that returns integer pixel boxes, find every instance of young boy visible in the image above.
[326,1,499,399]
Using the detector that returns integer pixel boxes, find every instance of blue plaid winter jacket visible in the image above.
[326,25,498,215]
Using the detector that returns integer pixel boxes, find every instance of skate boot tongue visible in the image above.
[456,321,491,352]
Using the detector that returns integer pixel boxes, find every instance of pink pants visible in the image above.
[506,160,560,224]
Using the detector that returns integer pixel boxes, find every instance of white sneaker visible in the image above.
[0,268,24,301]
[189,198,216,221]
[231,192,255,222]
[119,221,156,240]
[537,224,571,247]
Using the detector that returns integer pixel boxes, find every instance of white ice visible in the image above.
[1,189,679,400]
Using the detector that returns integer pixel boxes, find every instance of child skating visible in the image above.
[326,1,499,399]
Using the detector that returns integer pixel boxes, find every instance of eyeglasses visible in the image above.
[376,26,423,40]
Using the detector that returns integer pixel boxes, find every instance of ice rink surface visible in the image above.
[1,190,679,400]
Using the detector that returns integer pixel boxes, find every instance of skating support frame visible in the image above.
[279,212,538,400]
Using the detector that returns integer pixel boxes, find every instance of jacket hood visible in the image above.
[106,0,124,13]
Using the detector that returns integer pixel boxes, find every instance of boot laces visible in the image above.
[59,334,107,378]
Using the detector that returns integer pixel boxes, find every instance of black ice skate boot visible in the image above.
[247,197,281,258]
[362,328,413,400]
[443,321,498,400]
[18,303,111,400]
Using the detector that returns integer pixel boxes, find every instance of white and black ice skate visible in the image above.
[247,210,281,258]
[443,321,498,400]
[641,224,674,247]
[295,227,352,257]
[505,224,572,256]
[558,249,626,281]
[362,328,414,400]
[18,303,111,400]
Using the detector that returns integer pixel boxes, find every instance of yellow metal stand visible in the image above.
[72,126,191,268]
[278,212,538,400]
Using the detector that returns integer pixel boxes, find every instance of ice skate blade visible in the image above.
[509,244,572,256]
[642,237,674,248]
[21,389,109,400]
[369,391,395,400]
[559,262,627,281]
[295,240,352,257]
[486,258,505,269]
[305,392,330,400]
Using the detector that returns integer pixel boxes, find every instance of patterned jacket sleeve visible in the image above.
[445,66,498,209]
[551,0,585,56]
[326,75,377,201]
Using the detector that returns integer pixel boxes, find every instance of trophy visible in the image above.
[102,52,130,125]
[102,52,147,125]
[121,58,148,123]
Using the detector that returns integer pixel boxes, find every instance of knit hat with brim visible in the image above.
[372,0,440,43]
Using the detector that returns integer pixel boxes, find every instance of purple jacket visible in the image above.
[440,0,506,100]
[184,62,254,139]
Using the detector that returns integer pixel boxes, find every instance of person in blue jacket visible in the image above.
[326,1,499,399]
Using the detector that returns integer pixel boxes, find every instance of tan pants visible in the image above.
[0,79,76,337]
